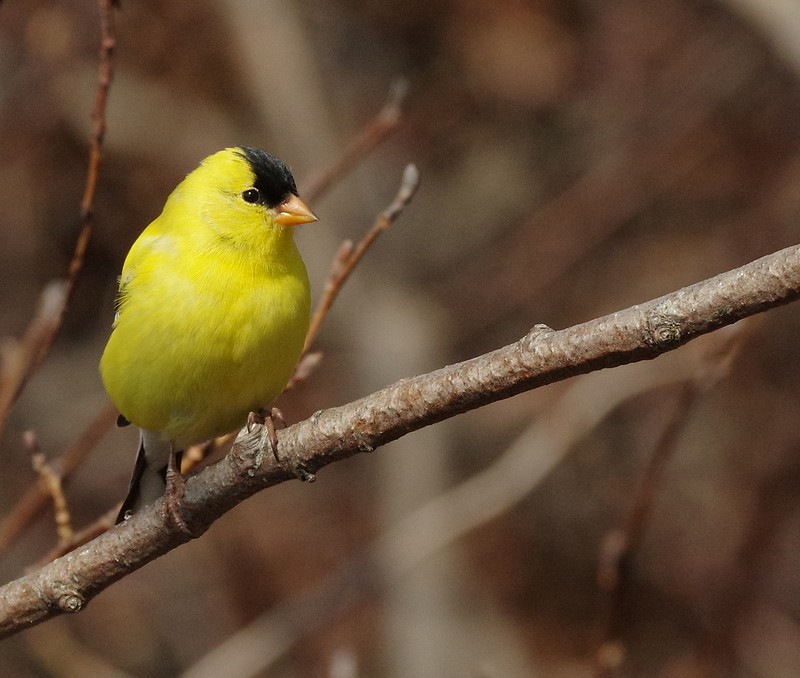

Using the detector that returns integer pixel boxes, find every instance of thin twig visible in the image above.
[0,242,799,637]
[0,403,117,556]
[440,36,761,339]
[0,0,117,437]
[303,78,409,203]
[302,164,420,355]
[0,282,67,436]
[592,324,750,677]
[28,436,74,547]
[67,0,116,299]
[594,384,698,676]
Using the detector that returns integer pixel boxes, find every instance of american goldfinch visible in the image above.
[100,147,317,524]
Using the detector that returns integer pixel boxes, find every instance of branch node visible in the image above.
[528,323,555,338]
[383,164,420,222]
[56,591,85,614]
[356,437,375,454]
[645,313,682,347]
[293,465,317,483]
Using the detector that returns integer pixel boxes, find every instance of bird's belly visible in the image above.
[101,274,309,446]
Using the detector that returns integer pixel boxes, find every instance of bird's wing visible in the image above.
[113,229,176,325]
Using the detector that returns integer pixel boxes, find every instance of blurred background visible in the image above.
[1,0,800,675]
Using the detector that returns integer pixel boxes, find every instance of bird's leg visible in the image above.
[162,446,193,536]
[246,407,313,481]
[246,407,266,432]
[247,406,286,461]
[264,407,288,461]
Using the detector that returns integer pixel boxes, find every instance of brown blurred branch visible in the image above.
[0,243,800,637]
[29,440,75,548]
[593,383,700,676]
[302,163,420,355]
[0,404,117,556]
[696,452,800,672]
[302,78,408,203]
[593,325,751,676]
[0,283,67,436]
[441,33,762,337]
[0,0,117,436]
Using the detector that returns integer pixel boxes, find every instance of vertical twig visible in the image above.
[0,403,118,556]
[28,435,74,547]
[592,324,751,677]
[594,383,698,677]
[0,0,117,435]
[0,283,67,436]
[303,78,409,203]
[68,0,116,301]
[302,164,420,355]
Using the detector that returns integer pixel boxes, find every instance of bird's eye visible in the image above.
[242,188,261,204]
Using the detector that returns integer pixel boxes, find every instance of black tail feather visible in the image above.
[116,436,148,524]
[116,431,182,524]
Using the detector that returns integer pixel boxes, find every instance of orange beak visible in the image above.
[274,194,318,226]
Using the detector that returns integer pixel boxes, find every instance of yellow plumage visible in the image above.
[100,147,316,521]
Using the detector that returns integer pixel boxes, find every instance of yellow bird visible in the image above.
[100,147,317,524]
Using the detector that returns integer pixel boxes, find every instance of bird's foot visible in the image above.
[162,450,194,537]
[247,407,286,461]
[247,408,312,481]
[246,408,265,432]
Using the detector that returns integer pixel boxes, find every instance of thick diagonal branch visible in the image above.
[0,243,799,638]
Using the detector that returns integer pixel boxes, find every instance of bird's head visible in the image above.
[172,146,317,243]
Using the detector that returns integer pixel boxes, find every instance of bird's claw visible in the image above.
[248,407,287,461]
[246,409,265,433]
[162,450,194,537]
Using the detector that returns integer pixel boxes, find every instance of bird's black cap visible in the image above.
[236,146,299,207]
